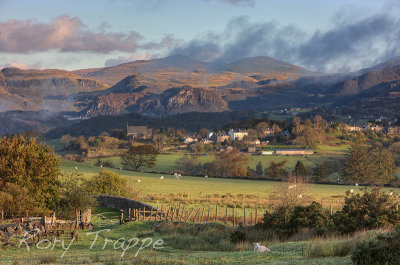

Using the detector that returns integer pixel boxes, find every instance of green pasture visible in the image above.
[0,207,353,265]
[60,159,400,212]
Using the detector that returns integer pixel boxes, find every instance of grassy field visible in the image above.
[0,207,355,265]
[60,158,399,212]
[82,142,350,178]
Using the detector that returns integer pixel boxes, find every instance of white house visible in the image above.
[228,129,248,141]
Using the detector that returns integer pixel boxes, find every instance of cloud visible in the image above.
[0,62,43,70]
[104,53,160,67]
[202,0,255,6]
[0,15,142,53]
[170,7,400,72]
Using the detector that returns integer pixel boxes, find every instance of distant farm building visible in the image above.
[247,146,257,153]
[275,149,314,155]
[126,125,152,140]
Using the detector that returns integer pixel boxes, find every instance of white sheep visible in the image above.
[253,243,270,253]
[137,179,141,183]
[205,175,208,178]
[74,167,78,170]
[350,189,354,193]
[160,176,164,179]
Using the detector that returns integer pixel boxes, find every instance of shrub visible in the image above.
[352,227,400,264]
[289,202,333,236]
[333,187,400,233]
[230,225,247,243]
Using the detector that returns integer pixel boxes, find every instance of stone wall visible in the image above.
[96,195,157,211]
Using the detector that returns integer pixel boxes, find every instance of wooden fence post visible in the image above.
[250,210,253,226]
[128,208,131,221]
[143,208,146,220]
[225,207,228,224]
[159,206,163,220]
[243,208,246,226]
[180,206,186,221]
[207,207,210,222]
[192,208,199,222]
[119,209,124,225]
[255,208,258,224]
[1,210,3,220]
[215,206,218,222]
[185,209,194,222]
[150,208,154,220]
[200,208,205,223]
[330,205,333,216]
[233,207,236,226]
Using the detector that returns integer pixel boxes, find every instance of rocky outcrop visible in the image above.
[165,86,229,114]
[85,86,229,116]
[329,67,400,96]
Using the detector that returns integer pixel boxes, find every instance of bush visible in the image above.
[352,227,400,265]
[333,187,400,234]
[289,202,333,236]
[87,169,141,199]
[230,225,247,243]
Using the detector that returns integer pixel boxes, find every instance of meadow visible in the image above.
[0,206,361,265]
[61,152,399,214]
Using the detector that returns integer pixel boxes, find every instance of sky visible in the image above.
[0,0,399,72]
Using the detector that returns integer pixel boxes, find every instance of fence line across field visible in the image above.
[119,205,266,226]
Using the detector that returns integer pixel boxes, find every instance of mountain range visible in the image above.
[1,54,400,135]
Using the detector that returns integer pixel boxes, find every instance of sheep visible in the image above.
[74,167,78,170]
[253,243,270,253]
[160,176,164,179]
[350,189,354,193]
[205,175,208,178]
[137,179,141,183]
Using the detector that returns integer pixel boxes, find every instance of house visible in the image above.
[261,151,274,155]
[184,137,198,144]
[211,132,230,143]
[247,146,257,153]
[206,132,214,139]
[344,124,362,132]
[228,129,248,141]
[200,139,213,144]
[275,149,314,155]
[217,146,234,153]
[126,125,152,139]
[247,139,261,145]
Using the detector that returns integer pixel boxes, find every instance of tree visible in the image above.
[121,144,158,171]
[61,134,74,147]
[294,161,307,177]
[215,148,249,177]
[152,134,169,152]
[87,169,138,198]
[0,183,36,217]
[0,135,61,213]
[265,160,287,179]
[255,122,269,138]
[343,138,372,184]
[343,139,395,184]
[198,128,209,139]
[175,156,198,175]
[314,164,328,182]
[269,174,307,223]
[256,161,264,178]
[58,172,96,219]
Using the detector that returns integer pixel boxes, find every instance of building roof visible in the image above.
[275,149,314,152]
[127,126,148,135]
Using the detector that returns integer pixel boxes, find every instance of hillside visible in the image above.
[44,110,262,139]
[0,67,110,112]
